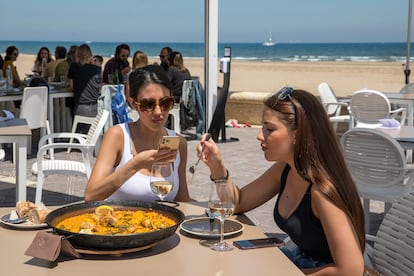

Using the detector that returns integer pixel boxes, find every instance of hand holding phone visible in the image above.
[233,237,284,250]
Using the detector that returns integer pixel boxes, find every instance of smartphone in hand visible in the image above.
[233,237,284,250]
[159,136,180,150]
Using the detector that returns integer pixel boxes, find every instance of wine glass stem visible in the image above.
[219,218,225,245]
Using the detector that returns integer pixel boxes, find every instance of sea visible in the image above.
[0,40,413,63]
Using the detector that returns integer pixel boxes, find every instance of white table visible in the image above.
[0,89,74,133]
[0,119,31,202]
[383,93,414,126]
[0,202,304,276]
[378,126,414,150]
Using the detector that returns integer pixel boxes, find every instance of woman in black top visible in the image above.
[198,88,365,275]
[68,44,101,121]
[167,51,191,103]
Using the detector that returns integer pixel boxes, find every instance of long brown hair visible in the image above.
[264,88,365,252]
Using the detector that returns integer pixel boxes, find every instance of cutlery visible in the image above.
[2,216,28,224]
[188,133,211,184]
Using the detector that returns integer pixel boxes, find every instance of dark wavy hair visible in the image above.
[115,43,130,57]
[5,45,18,61]
[128,65,173,99]
[264,88,365,253]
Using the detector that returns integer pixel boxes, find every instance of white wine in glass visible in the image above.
[150,162,174,202]
[208,179,236,251]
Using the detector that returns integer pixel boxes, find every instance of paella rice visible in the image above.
[56,208,176,235]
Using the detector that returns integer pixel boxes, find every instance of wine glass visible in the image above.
[208,179,236,251]
[150,162,174,202]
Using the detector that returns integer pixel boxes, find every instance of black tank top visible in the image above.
[274,165,333,263]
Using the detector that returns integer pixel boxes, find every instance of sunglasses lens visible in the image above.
[160,97,175,111]
[139,98,156,111]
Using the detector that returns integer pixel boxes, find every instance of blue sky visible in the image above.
[1,0,411,43]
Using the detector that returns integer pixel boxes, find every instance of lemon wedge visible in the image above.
[95,205,114,216]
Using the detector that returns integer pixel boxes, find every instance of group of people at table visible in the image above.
[1,43,366,275]
[0,44,192,120]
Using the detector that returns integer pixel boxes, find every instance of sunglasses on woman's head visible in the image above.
[278,87,294,101]
[135,96,175,112]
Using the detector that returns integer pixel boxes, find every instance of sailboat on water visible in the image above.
[262,32,276,46]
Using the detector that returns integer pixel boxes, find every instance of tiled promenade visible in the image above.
[0,126,384,236]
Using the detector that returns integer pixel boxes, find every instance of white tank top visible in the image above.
[106,123,180,201]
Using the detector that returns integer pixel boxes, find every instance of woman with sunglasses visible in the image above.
[198,88,365,275]
[85,65,192,202]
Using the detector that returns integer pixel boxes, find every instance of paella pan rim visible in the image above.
[45,200,185,249]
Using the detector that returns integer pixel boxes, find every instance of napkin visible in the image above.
[25,231,80,262]
[0,110,15,121]
[378,118,401,129]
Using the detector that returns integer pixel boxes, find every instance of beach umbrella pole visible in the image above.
[405,0,412,84]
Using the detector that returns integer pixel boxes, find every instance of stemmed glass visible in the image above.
[208,179,236,251]
[150,162,174,203]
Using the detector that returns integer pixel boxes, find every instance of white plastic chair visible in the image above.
[350,89,407,128]
[97,84,125,132]
[364,191,414,275]
[340,128,414,233]
[318,82,350,130]
[169,104,180,134]
[32,109,109,205]
[67,115,96,153]
[19,86,50,154]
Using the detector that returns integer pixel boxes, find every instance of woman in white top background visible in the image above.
[85,65,192,202]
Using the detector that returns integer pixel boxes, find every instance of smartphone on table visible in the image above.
[159,136,180,150]
[233,237,284,250]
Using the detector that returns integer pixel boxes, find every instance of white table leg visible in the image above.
[15,137,27,202]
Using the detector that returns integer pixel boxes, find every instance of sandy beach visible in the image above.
[14,54,407,97]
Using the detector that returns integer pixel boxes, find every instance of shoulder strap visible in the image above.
[280,164,291,192]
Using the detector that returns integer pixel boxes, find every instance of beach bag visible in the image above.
[111,84,130,125]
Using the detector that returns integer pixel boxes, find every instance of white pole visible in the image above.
[405,0,412,84]
[204,0,218,131]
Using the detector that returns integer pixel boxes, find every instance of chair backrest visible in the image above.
[97,84,125,132]
[350,89,391,124]
[182,79,193,106]
[19,86,48,130]
[340,128,407,189]
[373,191,414,275]
[318,82,339,115]
[85,109,109,145]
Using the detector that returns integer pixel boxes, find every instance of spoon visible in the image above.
[188,133,211,184]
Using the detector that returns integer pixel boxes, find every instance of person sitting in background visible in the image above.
[102,43,131,84]
[33,46,53,75]
[2,46,25,89]
[55,45,78,116]
[167,51,191,103]
[132,50,148,70]
[67,44,101,130]
[159,46,172,72]
[44,46,66,80]
[84,65,192,202]
[198,88,365,275]
[55,45,78,82]
[92,55,103,68]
